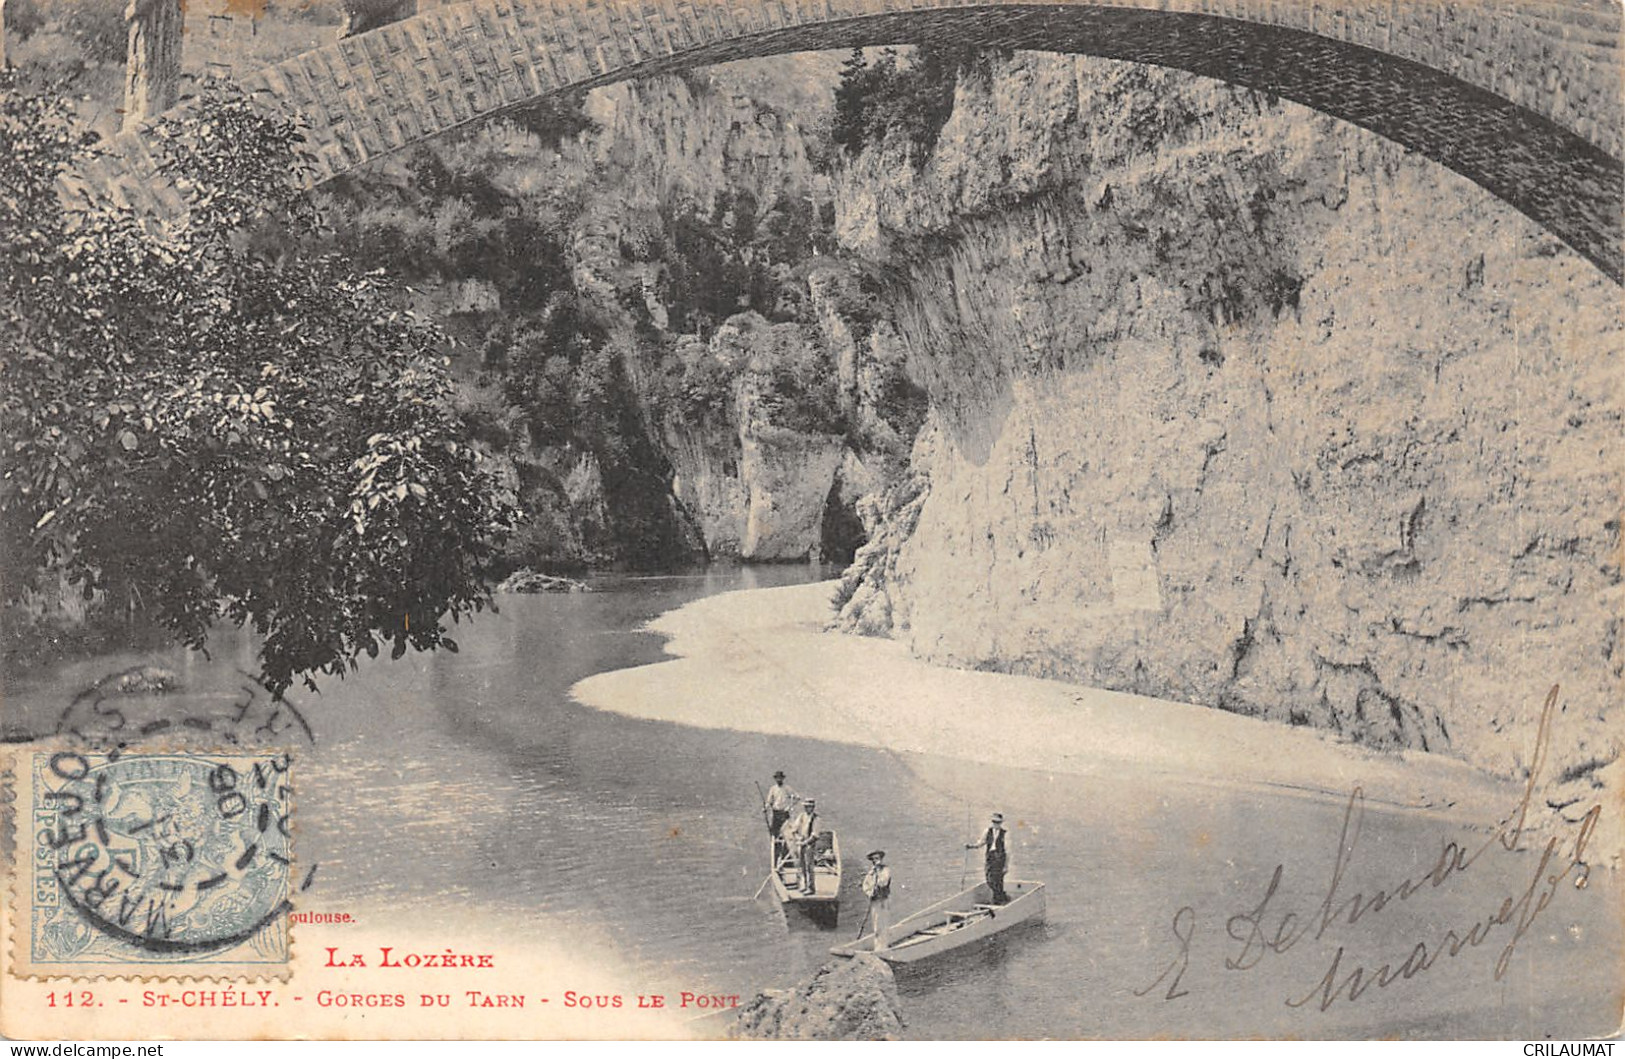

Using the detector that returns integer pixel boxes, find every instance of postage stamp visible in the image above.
[10,748,295,979]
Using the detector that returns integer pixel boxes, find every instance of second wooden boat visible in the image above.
[830,880,1045,964]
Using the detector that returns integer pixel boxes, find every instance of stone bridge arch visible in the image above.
[80,0,1623,281]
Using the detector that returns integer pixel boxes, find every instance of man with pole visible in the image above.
[966,812,1010,904]
[762,770,798,865]
[860,849,893,947]
[788,798,822,894]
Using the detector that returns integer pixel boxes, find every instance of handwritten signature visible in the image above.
[1136,685,1602,1011]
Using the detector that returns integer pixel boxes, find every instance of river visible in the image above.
[6,566,1619,1039]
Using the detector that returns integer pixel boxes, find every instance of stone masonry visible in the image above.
[72,0,1622,281]
[121,0,186,130]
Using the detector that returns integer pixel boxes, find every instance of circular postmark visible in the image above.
[38,749,294,956]
[55,667,315,752]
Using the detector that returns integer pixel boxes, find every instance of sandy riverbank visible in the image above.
[573,581,1533,822]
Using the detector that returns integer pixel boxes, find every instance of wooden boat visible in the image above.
[769,829,841,908]
[829,880,1045,964]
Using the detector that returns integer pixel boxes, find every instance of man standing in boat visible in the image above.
[763,771,798,864]
[789,797,821,894]
[861,850,893,947]
[967,812,1010,904]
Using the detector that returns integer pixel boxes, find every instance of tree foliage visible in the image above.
[0,77,516,693]
[831,45,996,164]
[657,188,830,336]
[504,91,599,150]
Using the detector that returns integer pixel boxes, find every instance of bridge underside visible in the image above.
[88,5,1623,283]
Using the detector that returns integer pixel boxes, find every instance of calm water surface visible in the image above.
[10,567,1618,1038]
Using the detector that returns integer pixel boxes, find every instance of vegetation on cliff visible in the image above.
[831,45,1001,165]
[315,69,925,570]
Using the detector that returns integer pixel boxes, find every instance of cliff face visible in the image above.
[833,55,1622,788]
[566,74,848,562]
[666,312,849,561]
[571,75,920,563]
[335,60,919,567]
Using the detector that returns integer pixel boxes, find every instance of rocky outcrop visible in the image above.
[666,312,853,561]
[832,435,933,637]
[496,570,591,593]
[669,431,750,558]
[496,445,620,571]
[833,54,1622,788]
[728,955,905,1041]
[739,420,845,561]
[670,418,847,562]
[73,663,182,696]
